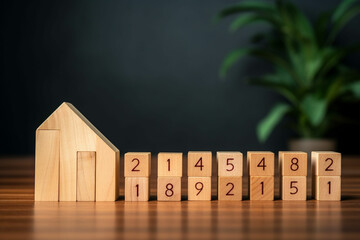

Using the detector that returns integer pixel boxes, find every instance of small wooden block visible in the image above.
[279,151,307,176]
[247,151,274,176]
[218,176,242,201]
[77,151,96,201]
[315,176,341,201]
[124,152,151,177]
[187,151,212,177]
[311,151,341,176]
[249,176,274,200]
[281,176,306,200]
[217,151,243,177]
[158,152,183,177]
[35,130,60,201]
[157,177,181,201]
[125,177,149,201]
[188,177,211,201]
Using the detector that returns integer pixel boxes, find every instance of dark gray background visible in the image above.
[1,0,360,155]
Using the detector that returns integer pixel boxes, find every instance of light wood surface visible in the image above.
[124,177,149,201]
[314,176,341,201]
[281,176,306,200]
[217,151,243,177]
[34,130,60,201]
[187,151,212,177]
[2,156,360,240]
[218,176,242,201]
[311,151,341,176]
[157,177,181,201]
[124,152,151,177]
[249,176,274,200]
[36,102,119,201]
[247,151,274,176]
[77,151,96,201]
[188,177,211,201]
[157,153,182,177]
[279,151,307,176]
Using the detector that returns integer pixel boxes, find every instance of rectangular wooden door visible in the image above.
[77,151,96,201]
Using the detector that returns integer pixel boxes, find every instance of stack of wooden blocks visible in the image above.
[157,153,183,201]
[187,151,212,201]
[279,151,307,200]
[217,152,243,201]
[248,151,274,200]
[312,151,341,201]
[124,152,151,201]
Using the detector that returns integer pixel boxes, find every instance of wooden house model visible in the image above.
[35,102,119,201]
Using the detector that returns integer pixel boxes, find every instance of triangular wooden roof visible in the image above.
[38,102,118,152]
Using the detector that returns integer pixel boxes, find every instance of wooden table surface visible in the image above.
[1,156,360,240]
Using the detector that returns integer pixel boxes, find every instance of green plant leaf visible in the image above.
[345,81,360,98]
[315,11,331,46]
[215,1,275,21]
[328,0,360,43]
[257,103,291,143]
[219,48,251,79]
[229,13,275,32]
[332,0,358,23]
[249,74,298,104]
[301,95,327,127]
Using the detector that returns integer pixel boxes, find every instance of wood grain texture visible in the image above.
[217,152,243,177]
[188,177,211,201]
[36,102,119,201]
[249,176,274,200]
[157,153,182,177]
[157,177,181,201]
[314,176,341,201]
[187,151,212,177]
[218,176,242,201]
[77,151,96,201]
[125,177,149,201]
[279,151,307,176]
[281,176,306,200]
[124,152,151,177]
[247,151,274,176]
[2,156,360,240]
[311,151,341,176]
[35,130,60,201]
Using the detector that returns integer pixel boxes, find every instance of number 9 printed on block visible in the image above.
[217,152,243,201]
[188,151,212,201]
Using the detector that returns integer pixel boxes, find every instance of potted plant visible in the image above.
[217,0,360,152]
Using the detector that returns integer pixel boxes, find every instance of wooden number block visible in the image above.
[315,176,341,201]
[187,151,212,177]
[125,177,149,201]
[247,151,274,176]
[124,152,151,177]
[158,153,183,177]
[77,151,96,201]
[218,177,242,201]
[281,176,306,200]
[157,177,181,201]
[311,151,341,176]
[279,151,307,176]
[188,177,211,201]
[35,130,60,201]
[249,176,274,200]
[217,152,243,177]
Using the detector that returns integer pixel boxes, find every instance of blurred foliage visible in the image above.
[217,0,360,142]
